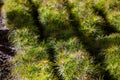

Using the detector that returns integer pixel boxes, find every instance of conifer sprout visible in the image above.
[2,0,120,80]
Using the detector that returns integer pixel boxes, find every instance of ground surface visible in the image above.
[0,14,16,80]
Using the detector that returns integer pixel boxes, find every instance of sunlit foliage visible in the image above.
[2,0,120,80]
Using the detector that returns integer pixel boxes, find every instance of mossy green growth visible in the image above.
[54,38,94,80]
[3,0,120,80]
[3,0,34,28]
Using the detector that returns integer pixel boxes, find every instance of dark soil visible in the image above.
[0,14,16,80]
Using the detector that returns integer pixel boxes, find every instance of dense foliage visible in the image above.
[2,0,120,80]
